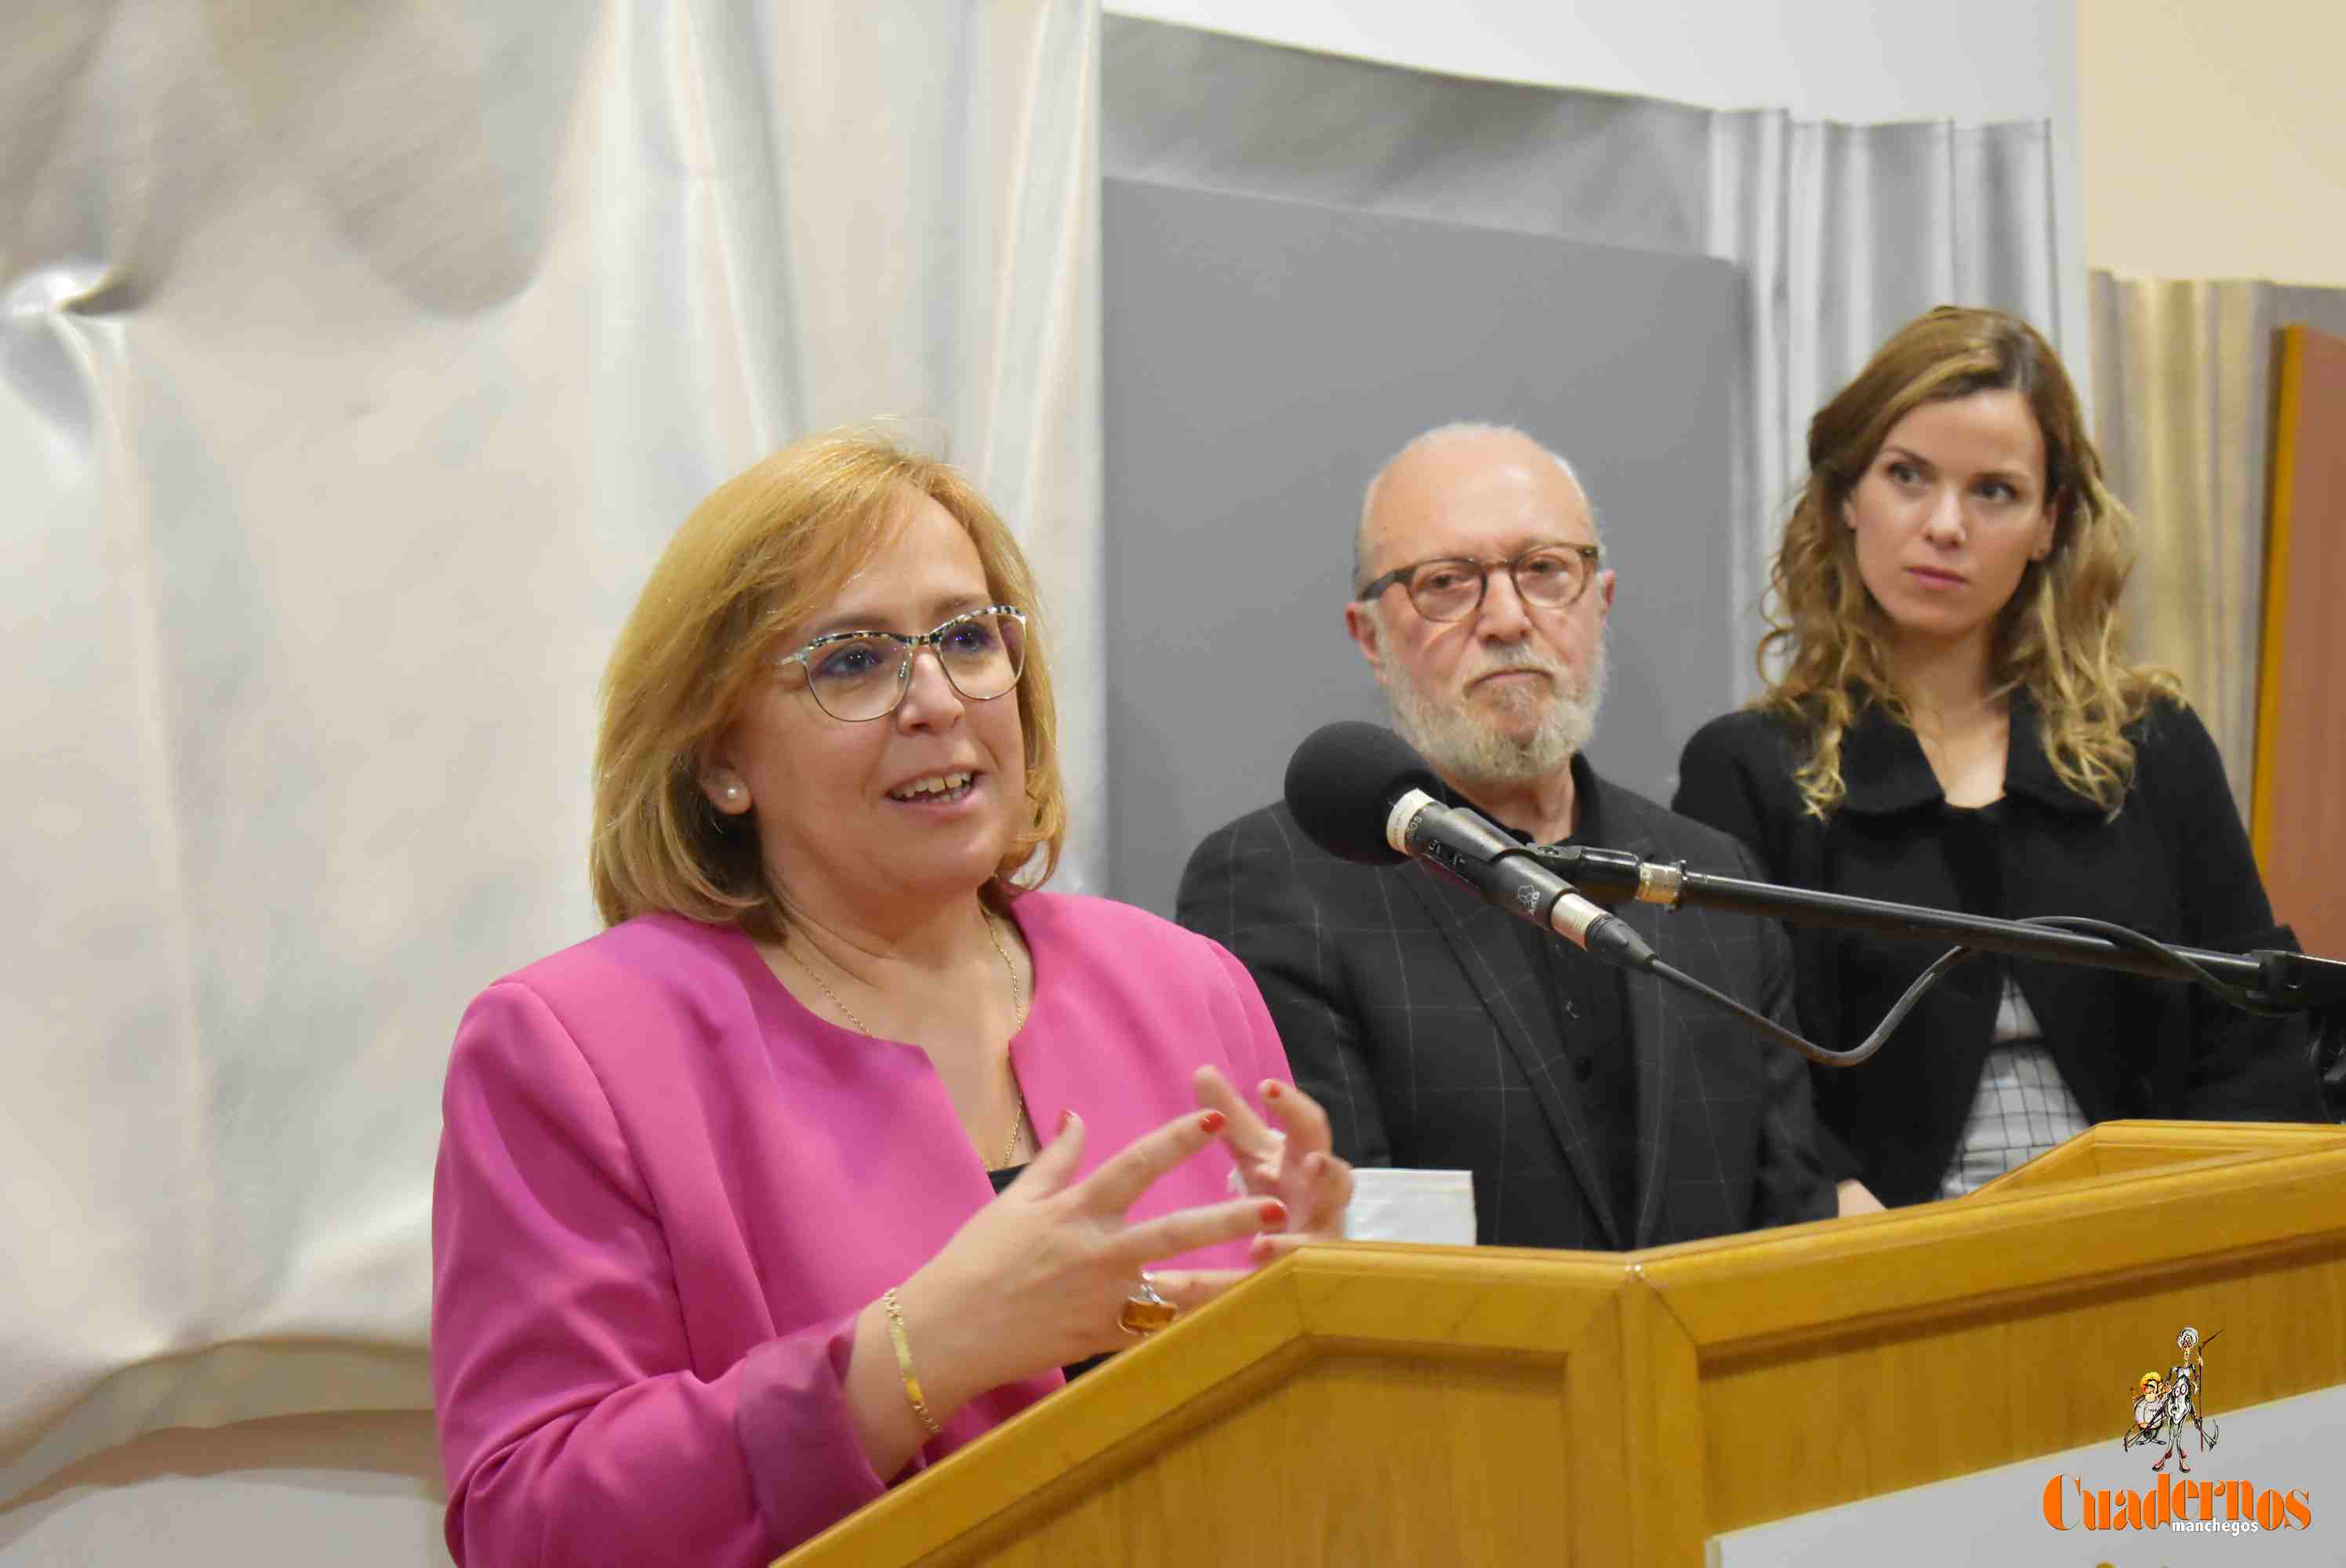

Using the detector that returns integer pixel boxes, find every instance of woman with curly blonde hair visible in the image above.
[1675,307,2319,1207]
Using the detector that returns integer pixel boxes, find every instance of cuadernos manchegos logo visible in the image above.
[2041,1325,2313,1535]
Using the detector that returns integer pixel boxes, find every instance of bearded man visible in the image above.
[1177,423,1857,1250]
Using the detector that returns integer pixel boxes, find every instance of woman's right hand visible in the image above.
[890,1109,1285,1417]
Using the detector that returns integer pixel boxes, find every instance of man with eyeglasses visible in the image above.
[1177,423,1850,1253]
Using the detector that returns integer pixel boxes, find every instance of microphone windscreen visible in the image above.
[1283,721,1440,866]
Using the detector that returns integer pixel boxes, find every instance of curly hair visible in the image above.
[1758,305,2178,816]
[589,430,1066,938]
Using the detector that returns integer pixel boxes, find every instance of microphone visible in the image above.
[1283,722,1656,971]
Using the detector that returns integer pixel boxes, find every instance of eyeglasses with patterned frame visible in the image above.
[1353,544,1603,622]
[778,604,1029,722]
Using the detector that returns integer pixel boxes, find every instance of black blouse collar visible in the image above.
[1839,689,2102,818]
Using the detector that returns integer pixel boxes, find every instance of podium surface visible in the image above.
[779,1122,2346,1566]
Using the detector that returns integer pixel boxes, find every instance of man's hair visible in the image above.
[590,430,1066,938]
[1353,421,1597,593]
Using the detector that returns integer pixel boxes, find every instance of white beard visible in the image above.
[1382,632,1607,795]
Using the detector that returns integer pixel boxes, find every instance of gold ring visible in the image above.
[1118,1272,1178,1338]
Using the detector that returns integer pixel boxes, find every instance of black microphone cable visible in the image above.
[1606,913,2298,1069]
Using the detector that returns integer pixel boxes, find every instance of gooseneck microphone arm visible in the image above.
[1279,720,2342,1078]
[1531,844,2346,1015]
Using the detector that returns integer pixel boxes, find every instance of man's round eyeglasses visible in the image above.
[1353,544,1603,623]
[779,605,1029,722]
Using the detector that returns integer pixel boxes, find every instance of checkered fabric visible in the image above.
[1937,975,2089,1198]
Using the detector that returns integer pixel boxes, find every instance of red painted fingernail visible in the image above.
[1059,1109,1077,1133]
[1261,1080,1284,1098]
[1258,1199,1288,1227]
[1251,1235,1277,1261]
[1198,1110,1226,1134]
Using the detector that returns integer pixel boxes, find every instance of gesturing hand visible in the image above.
[1194,1065,1354,1266]
[892,1107,1287,1415]
[1134,1069,1356,1319]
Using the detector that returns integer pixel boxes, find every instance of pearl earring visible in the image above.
[723,782,743,804]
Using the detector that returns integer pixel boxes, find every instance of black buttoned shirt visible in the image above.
[1487,782,1637,1240]
[1674,693,2323,1206]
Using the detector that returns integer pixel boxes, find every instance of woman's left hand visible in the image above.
[1193,1065,1353,1265]
[1142,1069,1354,1316]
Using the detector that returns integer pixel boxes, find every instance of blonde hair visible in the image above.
[589,430,1066,938]
[1759,306,2179,816]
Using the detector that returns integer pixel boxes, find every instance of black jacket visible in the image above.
[1177,759,1836,1250]
[1673,695,2323,1207]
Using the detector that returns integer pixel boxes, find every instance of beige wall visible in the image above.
[2083,0,2346,285]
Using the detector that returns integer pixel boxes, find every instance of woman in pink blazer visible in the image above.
[430,434,1352,1566]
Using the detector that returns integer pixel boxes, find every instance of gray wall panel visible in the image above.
[1104,176,1741,913]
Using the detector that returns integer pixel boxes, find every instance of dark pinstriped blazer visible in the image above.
[1175,760,1836,1251]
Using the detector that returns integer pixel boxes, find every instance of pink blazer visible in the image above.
[430,894,1291,1566]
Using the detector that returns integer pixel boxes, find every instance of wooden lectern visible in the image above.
[778,1122,2346,1566]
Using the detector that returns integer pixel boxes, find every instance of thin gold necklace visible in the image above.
[779,915,1032,1166]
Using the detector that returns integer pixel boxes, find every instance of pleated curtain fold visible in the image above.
[0,0,1100,1500]
[1104,15,2065,702]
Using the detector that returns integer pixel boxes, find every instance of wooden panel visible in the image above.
[1695,1244,2346,1530]
[2254,322,2346,952]
[1975,1117,2346,1192]
[778,1123,2346,1568]
[781,1248,1640,1568]
[1637,1124,2346,1533]
[964,1353,1575,1568]
[1614,1267,1709,1566]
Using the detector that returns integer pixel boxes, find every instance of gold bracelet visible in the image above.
[882,1287,942,1436]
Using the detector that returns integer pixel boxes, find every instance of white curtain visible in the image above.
[0,0,1099,1501]
[1103,15,2064,701]
[1712,112,2062,685]
[2088,275,2275,814]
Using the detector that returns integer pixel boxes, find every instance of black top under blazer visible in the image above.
[1176,760,1837,1251]
[1672,694,2323,1207]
